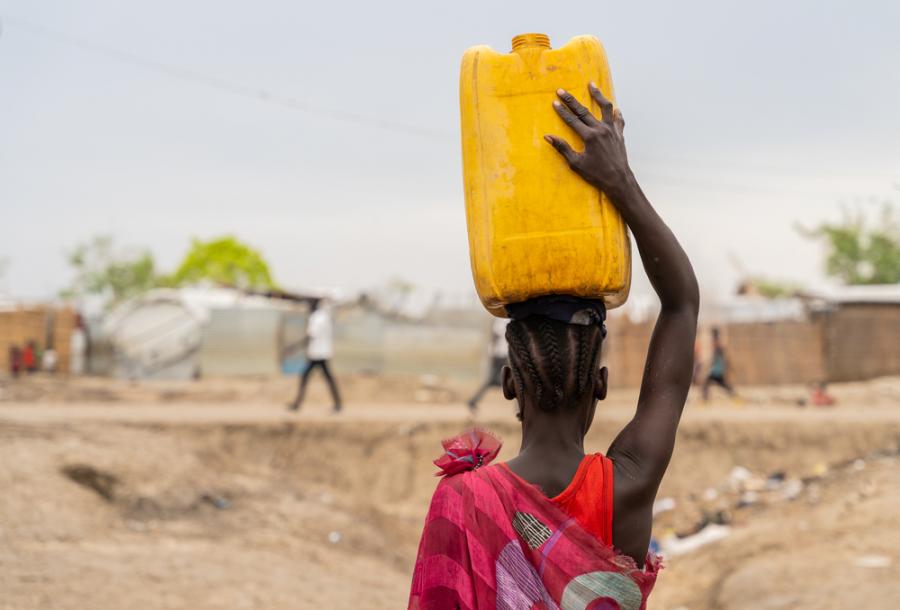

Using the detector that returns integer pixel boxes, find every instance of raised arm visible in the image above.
[546,84,699,558]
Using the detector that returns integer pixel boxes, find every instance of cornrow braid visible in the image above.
[506,316,603,413]
[539,319,565,409]
[574,324,588,395]
[506,321,543,407]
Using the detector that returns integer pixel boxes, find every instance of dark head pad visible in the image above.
[506,295,607,337]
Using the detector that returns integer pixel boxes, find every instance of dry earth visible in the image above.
[1,375,899,610]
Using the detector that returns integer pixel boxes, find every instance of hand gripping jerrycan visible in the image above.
[460,33,632,317]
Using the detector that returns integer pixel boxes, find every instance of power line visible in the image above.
[2,15,894,196]
[0,15,450,139]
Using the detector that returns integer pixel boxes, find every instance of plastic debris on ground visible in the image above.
[853,554,892,569]
[779,479,804,501]
[659,524,731,557]
[653,497,677,516]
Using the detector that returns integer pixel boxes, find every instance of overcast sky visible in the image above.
[1,0,898,304]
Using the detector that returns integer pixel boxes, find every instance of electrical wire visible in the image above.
[0,15,449,139]
[2,14,895,196]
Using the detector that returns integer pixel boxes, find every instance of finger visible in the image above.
[589,82,615,124]
[556,89,600,126]
[552,100,590,139]
[544,135,580,167]
[613,107,625,134]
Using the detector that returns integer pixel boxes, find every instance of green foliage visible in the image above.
[167,236,276,289]
[750,277,801,299]
[62,236,161,305]
[798,202,900,285]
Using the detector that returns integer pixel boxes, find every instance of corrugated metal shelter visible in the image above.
[104,288,300,379]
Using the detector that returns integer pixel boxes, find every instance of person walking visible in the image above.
[702,327,736,401]
[288,298,342,413]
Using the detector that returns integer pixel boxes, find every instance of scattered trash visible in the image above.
[201,493,231,510]
[780,479,804,501]
[653,497,677,516]
[727,466,765,492]
[853,554,892,569]
[61,464,119,502]
[737,491,759,508]
[652,447,898,551]
[328,530,342,544]
[728,466,752,486]
[812,463,829,477]
[806,483,821,505]
[809,382,836,407]
[765,471,786,490]
[660,524,731,557]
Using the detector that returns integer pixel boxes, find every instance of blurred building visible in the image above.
[605,285,900,387]
[96,285,487,381]
[0,304,79,373]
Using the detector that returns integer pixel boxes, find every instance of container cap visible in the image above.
[511,33,551,52]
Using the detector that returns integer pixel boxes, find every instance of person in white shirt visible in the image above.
[289,298,342,412]
[41,348,58,373]
[466,317,510,412]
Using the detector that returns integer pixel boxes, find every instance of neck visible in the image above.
[518,409,586,459]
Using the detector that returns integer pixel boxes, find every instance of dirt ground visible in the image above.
[1,374,899,610]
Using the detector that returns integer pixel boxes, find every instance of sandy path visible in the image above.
[2,399,900,425]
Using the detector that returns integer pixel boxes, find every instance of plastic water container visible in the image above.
[460,33,632,317]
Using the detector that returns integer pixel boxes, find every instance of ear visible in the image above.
[501,365,517,400]
[594,366,609,401]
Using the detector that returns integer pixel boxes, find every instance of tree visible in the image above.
[167,236,276,289]
[737,277,801,299]
[62,236,160,305]
[798,201,900,285]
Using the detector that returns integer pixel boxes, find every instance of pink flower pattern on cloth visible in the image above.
[432,428,502,477]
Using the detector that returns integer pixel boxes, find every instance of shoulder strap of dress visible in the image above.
[596,453,615,544]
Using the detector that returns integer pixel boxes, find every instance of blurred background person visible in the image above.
[69,314,88,376]
[289,298,342,413]
[702,327,736,402]
[41,346,58,373]
[8,344,22,378]
[22,340,38,374]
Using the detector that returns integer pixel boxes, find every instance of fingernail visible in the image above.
[557,88,566,96]
[589,81,597,89]
[544,135,552,143]
[553,100,561,108]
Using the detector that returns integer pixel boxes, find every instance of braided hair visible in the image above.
[505,316,604,413]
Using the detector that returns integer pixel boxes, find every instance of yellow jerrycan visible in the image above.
[460,33,631,317]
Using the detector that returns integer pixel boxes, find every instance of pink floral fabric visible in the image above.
[409,430,660,610]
